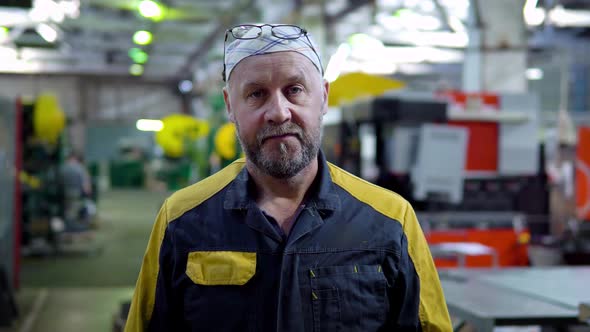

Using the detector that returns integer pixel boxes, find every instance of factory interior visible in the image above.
[1,0,590,331]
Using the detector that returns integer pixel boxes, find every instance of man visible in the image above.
[60,152,92,231]
[126,23,451,331]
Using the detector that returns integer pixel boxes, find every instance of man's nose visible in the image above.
[264,92,292,124]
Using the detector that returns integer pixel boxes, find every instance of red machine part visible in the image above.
[577,126,590,221]
[438,90,501,173]
[448,121,499,172]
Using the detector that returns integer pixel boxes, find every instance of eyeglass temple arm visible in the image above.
[222,31,229,81]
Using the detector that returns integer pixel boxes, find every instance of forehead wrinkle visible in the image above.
[228,52,320,92]
[238,71,309,92]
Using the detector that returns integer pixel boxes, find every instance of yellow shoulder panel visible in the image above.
[165,158,246,223]
[124,158,246,332]
[327,162,452,332]
[327,162,407,222]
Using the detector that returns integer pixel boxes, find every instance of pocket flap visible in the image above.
[186,251,256,286]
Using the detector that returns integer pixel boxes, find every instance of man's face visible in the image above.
[223,51,329,179]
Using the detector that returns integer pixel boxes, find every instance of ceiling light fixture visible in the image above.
[0,27,8,43]
[396,31,468,48]
[392,8,442,31]
[548,5,590,27]
[133,30,153,45]
[130,63,144,76]
[358,61,397,75]
[526,68,543,80]
[138,0,164,20]
[136,119,163,132]
[29,0,66,22]
[36,23,58,42]
[348,33,385,60]
[523,0,545,26]
[128,48,149,64]
[60,0,80,19]
[178,80,193,94]
[448,16,466,33]
[0,46,17,60]
[324,43,351,83]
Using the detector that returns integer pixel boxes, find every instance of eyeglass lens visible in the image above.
[271,25,303,39]
[231,25,261,39]
[230,25,303,40]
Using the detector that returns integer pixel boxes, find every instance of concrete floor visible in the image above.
[4,189,169,332]
[3,189,585,332]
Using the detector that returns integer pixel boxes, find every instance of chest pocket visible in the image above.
[309,264,387,332]
[184,251,258,332]
[186,251,256,285]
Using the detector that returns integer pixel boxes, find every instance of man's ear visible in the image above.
[223,87,235,122]
[321,79,330,115]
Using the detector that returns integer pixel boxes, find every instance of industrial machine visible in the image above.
[0,96,20,326]
[324,91,548,267]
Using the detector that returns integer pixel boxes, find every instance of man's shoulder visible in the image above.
[164,158,246,222]
[327,162,410,223]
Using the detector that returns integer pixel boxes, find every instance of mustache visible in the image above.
[257,123,303,143]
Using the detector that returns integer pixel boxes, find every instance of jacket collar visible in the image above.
[223,150,341,214]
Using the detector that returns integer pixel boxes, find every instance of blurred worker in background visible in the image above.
[126,23,451,331]
[60,152,92,231]
[547,110,578,239]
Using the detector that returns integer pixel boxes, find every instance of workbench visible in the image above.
[439,267,590,331]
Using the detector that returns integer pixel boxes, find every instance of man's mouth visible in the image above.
[262,133,299,143]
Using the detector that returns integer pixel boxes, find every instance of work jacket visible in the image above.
[125,152,451,332]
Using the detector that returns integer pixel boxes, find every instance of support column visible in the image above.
[463,0,527,93]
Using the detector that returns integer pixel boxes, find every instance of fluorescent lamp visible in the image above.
[407,31,468,48]
[133,30,153,45]
[138,0,163,19]
[136,119,163,132]
[178,80,193,93]
[324,43,351,83]
[0,27,8,43]
[129,64,144,76]
[392,9,442,31]
[29,0,51,22]
[0,46,17,60]
[50,8,65,22]
[378,30,468,48]
[60,0,80,19]
[348,33,385,61]
[36,23,58,42]
[548,5,590,27]
[359,61,397,75]
[448,16,466,33]
[526,68,543,80]
[128,48,149,64]
[523,0,545,26]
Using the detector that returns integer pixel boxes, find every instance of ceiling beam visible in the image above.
[432,0,454,31]
[324,0,374,25]
[172,0,255,79]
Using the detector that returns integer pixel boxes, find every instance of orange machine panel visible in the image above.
[448,121,499,172]
[426,228,529,268]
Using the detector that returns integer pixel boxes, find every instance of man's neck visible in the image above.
[247,159,318,202]
[247,158,318,226]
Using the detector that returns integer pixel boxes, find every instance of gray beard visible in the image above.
[236,120,322,179]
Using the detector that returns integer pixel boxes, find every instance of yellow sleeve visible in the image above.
[403,202,453,332]
[125,200,169,332]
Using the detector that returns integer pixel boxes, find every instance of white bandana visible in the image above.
[224,25,323,82]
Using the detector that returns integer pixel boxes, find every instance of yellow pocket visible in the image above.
[186,251,256,286]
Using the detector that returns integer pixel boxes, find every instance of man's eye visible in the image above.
[286,86,303,96]
[248,90,264,99]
